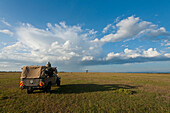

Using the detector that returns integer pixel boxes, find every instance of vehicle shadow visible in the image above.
[50,84,138,94]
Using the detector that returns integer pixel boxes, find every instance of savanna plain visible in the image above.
[0,72,169,113]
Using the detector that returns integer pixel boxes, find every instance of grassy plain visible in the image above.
[0,72,169,113]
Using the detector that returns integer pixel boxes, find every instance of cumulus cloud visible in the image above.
[82,48,170,65]
[0,15,170,71]
[143,48,161,57]
[106,48,162,60]
[94,16,170,43]
[0,29,13,36]
[0,22,102,70]
[165,53,170,57]
[82,56,94,61]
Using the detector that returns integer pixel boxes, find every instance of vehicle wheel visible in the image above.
[27,88,33,94]
[45,84,51,93]
[56,78,60,86]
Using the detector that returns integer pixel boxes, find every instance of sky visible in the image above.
[0,0,170,72]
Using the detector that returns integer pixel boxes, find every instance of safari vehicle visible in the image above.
[20,62,61,94]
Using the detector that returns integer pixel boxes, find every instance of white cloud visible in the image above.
[1,18,11,27]
[82,56,93,61]
[0,29,13,36]
[80,48,170,66]
[1,42,7,46]
[165,42,170,46]
[88,29,98,35]
[143,48,161,57]
[102,24,112,33]
[124,48,141,58]
[165,53,170,57]
[0,22,102,69]
[0,16,170,71]
[81,47,170,66]
[2,42,24,52]
[146,27,169,39]
[0,62,22,71]
[105,52,121,60]
[114,16,120,23]
[112,25,116,29]
[121,44,128,47]
[105,48,163,61]
[94,16,170,43]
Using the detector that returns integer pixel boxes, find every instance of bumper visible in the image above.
[20,86,45,90]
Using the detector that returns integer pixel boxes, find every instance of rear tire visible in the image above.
[45,84,51,93]
[27,88,33,94]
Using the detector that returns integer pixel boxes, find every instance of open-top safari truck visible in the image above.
[20,62,60,94]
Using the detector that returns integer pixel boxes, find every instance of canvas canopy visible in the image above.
[21,66,47,78]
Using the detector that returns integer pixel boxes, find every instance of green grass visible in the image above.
[0,72,169,113]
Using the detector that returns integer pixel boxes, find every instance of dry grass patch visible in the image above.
[0,72,169,112]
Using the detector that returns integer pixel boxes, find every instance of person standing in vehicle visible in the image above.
[46,62,53,77]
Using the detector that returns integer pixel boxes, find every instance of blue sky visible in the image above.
[0,0,170,72]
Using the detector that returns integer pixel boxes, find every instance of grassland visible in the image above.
[0,72,169,113]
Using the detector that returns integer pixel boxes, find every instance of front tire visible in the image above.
[56,78,60,86]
